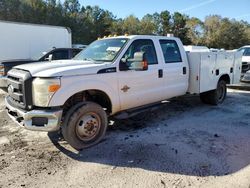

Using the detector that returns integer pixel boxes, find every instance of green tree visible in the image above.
[0,1,250,47]
[160,10,171,35]
[218,19,248,49]
[63,0,80,14]
[171,12,191,44]
[186,17,204,45]
[121,15,141,35]
[203,15,222,48]
[82,6,114,42]
[203,15,249,49]
[111,18,124,35]
[140,14,158,34]
[0,0,22,20]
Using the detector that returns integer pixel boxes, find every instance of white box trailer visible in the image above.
[0,20,72,61]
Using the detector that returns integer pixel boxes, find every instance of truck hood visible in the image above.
[14,60,112,77]
[242,56,250,63]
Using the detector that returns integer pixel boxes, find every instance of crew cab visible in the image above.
[0,48,82,89]
[5,35,242,150]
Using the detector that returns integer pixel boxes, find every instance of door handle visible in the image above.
[183,67,187,75]
[158,69,163,78]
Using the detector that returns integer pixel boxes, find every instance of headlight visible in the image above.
[0,65,4,76]
[32,77,61,106]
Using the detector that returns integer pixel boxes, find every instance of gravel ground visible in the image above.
[0,88,250,188]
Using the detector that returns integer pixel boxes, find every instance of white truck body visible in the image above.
[187,52,242,93]
[5,35,242,149]
[0,20,72,61]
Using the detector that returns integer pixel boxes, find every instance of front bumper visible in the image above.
[0,76,7,88]
[5,97,63,132]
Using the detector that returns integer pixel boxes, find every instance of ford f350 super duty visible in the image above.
[5,35,242,150]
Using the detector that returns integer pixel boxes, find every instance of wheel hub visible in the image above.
[76,113,100,141]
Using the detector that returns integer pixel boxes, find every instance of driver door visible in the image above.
[118,39,164,111]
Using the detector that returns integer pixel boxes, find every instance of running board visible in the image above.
[114,101,169,119]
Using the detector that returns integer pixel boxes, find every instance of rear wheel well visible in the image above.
[219,74,230,84]
[63,90,112,115]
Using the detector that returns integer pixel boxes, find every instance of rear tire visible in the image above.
[61,102,108,150]
[200,80,227,105]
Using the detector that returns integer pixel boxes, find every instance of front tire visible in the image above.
[62,102,108,150]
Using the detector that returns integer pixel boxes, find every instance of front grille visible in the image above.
[7,69,33,110]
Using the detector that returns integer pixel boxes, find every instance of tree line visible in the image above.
[0,0,250,49]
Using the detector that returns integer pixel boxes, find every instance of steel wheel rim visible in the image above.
[76,112,101,141]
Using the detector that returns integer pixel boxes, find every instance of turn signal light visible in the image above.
[0,65,4,75]
[142,60,148,70]
[48,84,60,92]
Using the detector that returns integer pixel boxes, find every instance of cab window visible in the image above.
[121,39,158,65]
[52,50,69,60]
[160,40,182,63]
[72,49,82,57]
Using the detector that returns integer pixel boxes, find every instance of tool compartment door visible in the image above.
[232,52,242,84]
[199,53,217,93]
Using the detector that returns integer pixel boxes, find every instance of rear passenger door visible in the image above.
[159,39,188,98]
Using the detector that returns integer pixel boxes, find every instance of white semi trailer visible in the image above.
[0,20,72,61]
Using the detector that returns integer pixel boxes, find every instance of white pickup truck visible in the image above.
[5,35,242,150]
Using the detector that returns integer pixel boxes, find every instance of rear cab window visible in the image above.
[159,40,182,63]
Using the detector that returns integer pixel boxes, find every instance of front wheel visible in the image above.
[61,102,108,150]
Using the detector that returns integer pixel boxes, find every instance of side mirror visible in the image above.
[128,52,148,71]
[45,54,53,62]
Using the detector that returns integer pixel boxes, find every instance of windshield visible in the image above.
[74,38,128,62]
[238,47,250,56]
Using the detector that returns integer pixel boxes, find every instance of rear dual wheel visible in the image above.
[200,80,227,105]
